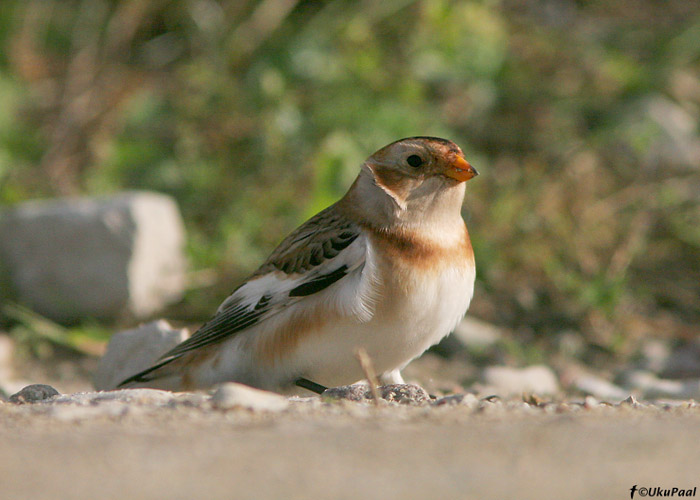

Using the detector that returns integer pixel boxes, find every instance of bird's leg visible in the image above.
[295,377,328,394]
[378,368,405,385]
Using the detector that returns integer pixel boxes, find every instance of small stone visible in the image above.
[9,384,60,404]
[477,398,503,414]
[620,394,641,407]
[541,402,560,414]
[522,393,546,406]
[583,396,599,409]
[434,393,479,408]
[322,384,371,402]
[211,383,289,412]
[170,392,210,407]
[379,384,430,405]
[482,365,560,396]
[94,320,189,391]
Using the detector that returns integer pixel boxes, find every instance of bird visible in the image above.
[118,136,478,393]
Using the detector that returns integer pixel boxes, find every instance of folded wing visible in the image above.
[117,203,372,387]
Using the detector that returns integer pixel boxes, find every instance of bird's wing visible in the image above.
[118,204,373,386]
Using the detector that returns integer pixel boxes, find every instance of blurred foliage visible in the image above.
[3,303,111,357]
[0,0,699,360]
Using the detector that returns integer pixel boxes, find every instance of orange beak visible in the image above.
[445,156,478,182]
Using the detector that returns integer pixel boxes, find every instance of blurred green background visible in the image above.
[0,0,699,365]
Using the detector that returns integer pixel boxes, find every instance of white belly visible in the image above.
[282,262,475,388]
[187,243,475,391]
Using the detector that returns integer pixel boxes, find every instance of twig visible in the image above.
[354,347,381,405]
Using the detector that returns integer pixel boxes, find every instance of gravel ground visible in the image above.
[3,342,700,500]
[2,387,699,500]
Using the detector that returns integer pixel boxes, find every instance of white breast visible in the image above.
[193,231,475,391]
[270,237,475,388]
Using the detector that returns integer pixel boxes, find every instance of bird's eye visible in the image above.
[406,155,423,168]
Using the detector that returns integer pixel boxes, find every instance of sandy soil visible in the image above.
[2,393,699,500]
[2,347,699,500]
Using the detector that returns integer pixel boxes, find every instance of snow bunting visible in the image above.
[119,137,478,393]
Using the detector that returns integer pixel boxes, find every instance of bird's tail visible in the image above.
[116,356,179,388]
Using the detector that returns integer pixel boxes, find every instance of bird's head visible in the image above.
[357,137,478,217]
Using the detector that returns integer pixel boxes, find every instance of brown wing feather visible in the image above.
[253,203,360,276]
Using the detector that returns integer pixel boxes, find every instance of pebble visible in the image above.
[620,395,643,408]
[583,396,599,409]
[9,384,60,404]
[323,383,371,402]
[476,398,503,414]
[211,383,289,412]
[380,384,430,405]
[433,393,479,408]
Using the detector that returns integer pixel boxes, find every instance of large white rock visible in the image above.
[93,320,189,391]
[0,191,186,322]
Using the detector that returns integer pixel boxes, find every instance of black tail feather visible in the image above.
[116,357,177,388]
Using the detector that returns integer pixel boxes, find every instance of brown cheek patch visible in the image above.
[371,166,413,204]
[255,306,331,365]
